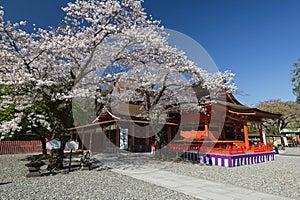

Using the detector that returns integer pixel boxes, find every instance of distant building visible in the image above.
[280,128,300,147]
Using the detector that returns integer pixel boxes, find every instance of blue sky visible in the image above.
[1,0,300,106]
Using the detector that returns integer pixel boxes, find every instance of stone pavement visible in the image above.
[112,167,295,200]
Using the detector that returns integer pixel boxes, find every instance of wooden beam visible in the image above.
[228,110,256,115]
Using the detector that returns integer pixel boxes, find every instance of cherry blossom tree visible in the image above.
[0,0,166,163]
[105,47,236,154]
[0,0,236,164]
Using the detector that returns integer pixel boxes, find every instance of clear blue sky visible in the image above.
[1,0,300,106]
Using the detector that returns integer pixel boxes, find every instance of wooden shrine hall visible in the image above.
[167,93,281,167]
[69,93,281,167]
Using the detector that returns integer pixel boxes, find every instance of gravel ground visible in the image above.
[0,154,195,200]
[0,148,299,199]
[164,148,300,199]
[95,148,300,199]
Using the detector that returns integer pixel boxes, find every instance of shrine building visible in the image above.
[69,91,281,167]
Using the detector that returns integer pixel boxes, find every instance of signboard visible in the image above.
[65,141,79,150]
[120,129,128,150]
[46,139,61,150]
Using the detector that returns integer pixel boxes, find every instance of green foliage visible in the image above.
[0,104,15,122]
[0,84,16,122]
[0,84,18,139]
[0,83,49,140]
[291,58,300,103]
[257,99,300,134]
[22,100,50,138]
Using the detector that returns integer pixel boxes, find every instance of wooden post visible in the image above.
[243,121,250,150]
[167,126,171,143]
[116,129,120,148]
[235,124,240,140]
[146,126,149,146]
[130,123,134,151]
[81,128,84,151]
[89,129,93,152]
[50,150,53,173]
[70,131,73,140]
[69,149,72,172]
[205,122,209,137]
[132,124,135,146]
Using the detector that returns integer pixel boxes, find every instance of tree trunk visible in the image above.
[35,130,48,156]
[44,97,75,171]
[155,130,166,159]
[56,137,68,170]
[41,138,47,156]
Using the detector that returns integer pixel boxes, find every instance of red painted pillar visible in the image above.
[296,135,300,144]
[243,121,250,150]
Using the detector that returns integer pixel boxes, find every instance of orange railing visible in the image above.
[180,130,207,141]
[167,141,273,155]
[250,143,273,153]
[167,143,246,155]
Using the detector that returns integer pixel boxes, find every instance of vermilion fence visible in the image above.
[0,141,42,154]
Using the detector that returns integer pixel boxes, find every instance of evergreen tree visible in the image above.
[291,58,300,103]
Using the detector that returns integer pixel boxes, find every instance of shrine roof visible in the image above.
[219,93,281,119]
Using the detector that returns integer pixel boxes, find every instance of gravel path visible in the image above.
[0,148,299,199]
[0,154,195,200]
